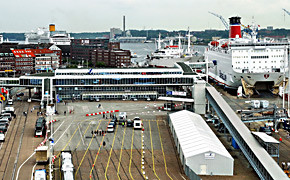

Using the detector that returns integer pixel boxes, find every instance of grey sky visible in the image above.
[1,0,290,32]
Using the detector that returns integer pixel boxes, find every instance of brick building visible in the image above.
[91,49,131,67]
[11,49,35,75]
[0,50,15,72]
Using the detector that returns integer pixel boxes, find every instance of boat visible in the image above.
[151,34,184,59]
[148,32,202,67]
[205,16,289,96]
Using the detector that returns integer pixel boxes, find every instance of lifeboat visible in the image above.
[210,41,219,47]
[221,43,228,48]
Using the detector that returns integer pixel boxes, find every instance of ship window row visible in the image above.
[53,77,193,86]
[55,71,182,76]
[251,56,269,59]
[233,56,248,58]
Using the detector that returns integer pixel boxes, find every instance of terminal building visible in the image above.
[15,62,201,107]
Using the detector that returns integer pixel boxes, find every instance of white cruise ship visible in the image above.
[205,17,289,95]
[25,24,71,46]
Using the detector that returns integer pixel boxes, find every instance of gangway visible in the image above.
[206,86,288,180]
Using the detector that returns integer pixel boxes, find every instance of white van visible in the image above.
[119,112,127,120]
[133,117,142,130]
[0,133,5,142]
[34,169,46,180]
[8,99,13,105]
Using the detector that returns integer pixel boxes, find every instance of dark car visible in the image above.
[127,119,133,127]
[111,117,118,124]
[0,125,7,133]
[0,123,9,128]
[16,92,24,97]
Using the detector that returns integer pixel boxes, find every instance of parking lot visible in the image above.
[52,100,187,179]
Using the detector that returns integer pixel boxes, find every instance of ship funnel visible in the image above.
[49,24,55,32]
[229,17,241,38]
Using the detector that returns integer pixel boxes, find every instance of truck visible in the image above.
[35,146,49,163]
[34,169,46,180]
[119,112,127,125]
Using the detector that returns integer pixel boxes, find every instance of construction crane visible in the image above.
[208,11,229,30]
[282,8,290,16]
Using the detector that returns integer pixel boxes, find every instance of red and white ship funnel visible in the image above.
[229,17,241,38]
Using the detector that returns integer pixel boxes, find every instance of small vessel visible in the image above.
[205,16,289,96]
[148,31,202,67]
[151,34,184,59]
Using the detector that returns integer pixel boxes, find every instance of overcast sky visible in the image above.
[1,0,290,33]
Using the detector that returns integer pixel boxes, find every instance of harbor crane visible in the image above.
[208,11,229,30]
[282,8,290,16]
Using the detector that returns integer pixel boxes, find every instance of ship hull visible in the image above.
[206,50,284,90]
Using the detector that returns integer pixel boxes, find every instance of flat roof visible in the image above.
[158,96,194,102]
[81,91,158,96]
[252,132,279,144]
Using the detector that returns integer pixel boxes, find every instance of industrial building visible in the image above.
[168,110,234,176]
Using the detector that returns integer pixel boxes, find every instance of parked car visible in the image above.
[133,117,142,130]
[0,125,7,133]
[0,133,5,142]
[108,121,115,128]
[107,124,114,133]
[127,119,133,127]
[16,92,24,97]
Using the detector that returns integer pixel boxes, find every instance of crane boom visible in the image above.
[282,8,290,16]
[208,11,229,30]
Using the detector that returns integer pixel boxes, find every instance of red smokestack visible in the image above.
[229,17,241,38]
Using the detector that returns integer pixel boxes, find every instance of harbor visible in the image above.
[0,4,290,180]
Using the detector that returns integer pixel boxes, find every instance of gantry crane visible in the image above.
[282,8,290,16]
[208,11,229,30]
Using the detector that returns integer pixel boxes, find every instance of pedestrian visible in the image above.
[91,131,94,135]
[103,114,105,118]
[99,130,102,136]
[69,110,71,114]
[122,122,124,127]
[64,111,66,115]
[106,115,107,119]
[282,162,286,170]
[37,112,39,116]
[103,141,106,147]
[31,108,33,113]
[96,130,99,135]
[102,131,104,136]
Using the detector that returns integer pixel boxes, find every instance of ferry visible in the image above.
[205,16,289,96]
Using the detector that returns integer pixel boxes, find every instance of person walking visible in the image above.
[103,141,106,147]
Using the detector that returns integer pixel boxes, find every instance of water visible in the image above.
[121,43,206,65]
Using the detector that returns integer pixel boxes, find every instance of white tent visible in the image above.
[169,110,234,176]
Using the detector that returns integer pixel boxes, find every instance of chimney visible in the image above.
[123,15,126,37]
[229,17,241,38]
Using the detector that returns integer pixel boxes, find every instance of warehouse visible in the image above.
[169,110,234,176]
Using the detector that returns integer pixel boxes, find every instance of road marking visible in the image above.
[129,128,134,180]
[149,121,160,180]
[157,121,173,180]
[75,122,91,150]
[105,125,119,179]
[89,129,106,179]
[56,123,80,179]
[74,120,102,179]
[117,126,127,179]
[141,121,146,179]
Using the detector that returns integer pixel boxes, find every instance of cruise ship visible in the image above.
[205,17,289,96]
[25,24,71,45]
